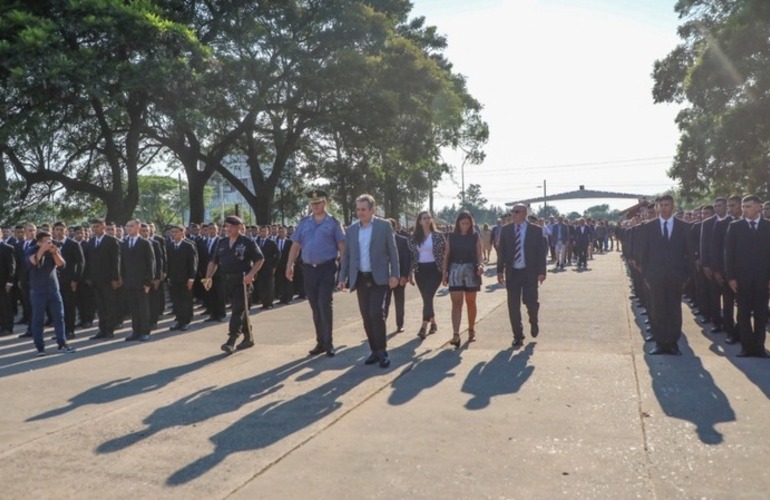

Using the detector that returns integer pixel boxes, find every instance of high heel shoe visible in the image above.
[417,327,427,340]
[449,333,461,347]
[428,323,438,335]
[468,330,476,342]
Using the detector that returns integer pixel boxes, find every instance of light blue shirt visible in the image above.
[358,223,373,272]
[292,213,345,265]
[514,222,527,269]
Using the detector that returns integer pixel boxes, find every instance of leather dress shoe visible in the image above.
[125,334,142,342]
[379,354,390,368]
[512,338,523,348]
[736,350,751,357]
[179,324,189,331]
[169,323,181,331]
[644,335,655,342]
[139,334,150,342]
[66,332,76,340]
[204,316,219,322]
[364,352,378,365]
[221,342,236,355]
[724,336,739,345]
[90,332,114,340]
[670,345,682,356]
[648,346,672,355]
[0,329,12,337]
[530,324,539,338]
[326,345,336,357]
[18,331,32,338]
[710,326,723,333]
[643,319,650,325]
[236,339,255,351]
[308,344,325,356]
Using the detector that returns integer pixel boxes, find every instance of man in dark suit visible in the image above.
[700,200,726,332]
[74,226,95,328]
[724,195,770,357]
[255,225,280,309]
[166,225,197,330]
[201,222,226,321]
[15,223,36,336]
[0,238,16,335]
[638,195,692,355]
[86,218,122,339]
[121,220,155,341]
[573,218,591,269]
[141,223,164,329]
[274,226,294,304]
[497,204,547,348]
[711,195,743,344]
[384,218,411,333]
[52,222,84,339]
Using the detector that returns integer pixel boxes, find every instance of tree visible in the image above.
[583,204,621,222]
[536,205,559,218]
[653,0,770,200]
[0,1,207,223]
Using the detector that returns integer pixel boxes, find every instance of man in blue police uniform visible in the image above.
[285,189,346,357]
[203,215,264,354]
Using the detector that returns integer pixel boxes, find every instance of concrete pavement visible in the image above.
[1,250,770,499]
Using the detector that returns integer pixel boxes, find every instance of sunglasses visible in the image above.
[511,210,525,214]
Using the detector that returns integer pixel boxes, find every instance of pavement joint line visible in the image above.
[225,297,508,498]
[620,259,658,499]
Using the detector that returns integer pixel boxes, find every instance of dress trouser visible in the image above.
[505,268,539,340]
[385,284,405,328]
[302,260,336,348]
[356,272,388,355]
[94,281,117,335]
[646,277,684,349]
[736,279,769,355]
[223,273,251,342]
[169,281,193,326]
[125,286,150,336]
[415,263,441,322]
[60,285,77,335]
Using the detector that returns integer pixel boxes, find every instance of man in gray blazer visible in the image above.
[339,194,399,368]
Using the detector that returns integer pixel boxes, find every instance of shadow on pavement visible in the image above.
[26,354,225,421]
[644,335,735,445]
[387,347,461,406]
[461,343,535,410]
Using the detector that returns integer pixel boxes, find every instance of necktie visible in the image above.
[175,242,180,250]
[130,238,135,249]
[279,239,284,252]
[663,220,669,240]
[95,238,100,248]
[513,225,522,266]
[208,238,214,254]
[750,221,757,231]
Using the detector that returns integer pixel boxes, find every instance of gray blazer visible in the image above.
[339,217,399,290]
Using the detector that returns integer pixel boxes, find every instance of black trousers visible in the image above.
[0,286,13,331]
[60,285,77,335]
[19,278,31,323]
[706,277,723,327]
[302,261,336,347]
[256,267,275,307]
[575,245,588,268]
[94,282,118,334]
[356,273,388,355]
[646,278,684,349]
[415,263,442,322]
[505,268,539,340]
[385,283,405,328]
[275,267,293,302]
[125,286,150,336]
[149,282,165,325]
[205,273,226,319]
[76,281,95,323]
[223,273,251,340]
[720,280,737,336]
[169,281,193,326]
[736,279,769,355]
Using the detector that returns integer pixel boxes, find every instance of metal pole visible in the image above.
[543,179,547,213]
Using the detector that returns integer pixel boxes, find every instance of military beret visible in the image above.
[224,215,243,226]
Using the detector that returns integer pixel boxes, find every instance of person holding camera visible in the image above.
[25,231,76,356]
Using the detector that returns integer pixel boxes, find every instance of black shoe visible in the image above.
[417,328,427,340]
[725,336,739,345]
[90,332,114,340]
[737,350,751,357]
[326,345,336,357]
[260,305,274,310]
[77,321,93,328]
[670,345,682,356]
[18,331,32,338]
[710,326,723,333]
[644,335,655,342]
[204,316,218,322]
[139,334,150,342]
[648,346,672,355]
[0,329,12,337]
[125,334,142,342]
[115,322,125,329]
[66,332,76,340]
[428,323,438,335]
[512,338,523,348]
[236,339,255,351]
[221,342,236,355]
[169,323,181,331]
[179,324,189,331]
[756,351,770,358]
[640,311,648,316]
[530,324,539,338]
[379,354,390,368]
[364,352,378,365]
[308,344,325,356]
[396,326,405,333]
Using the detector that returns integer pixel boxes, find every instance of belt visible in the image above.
[358,271,373,278]
[304,259,336,268]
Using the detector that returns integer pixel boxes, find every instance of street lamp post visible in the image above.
[536,179,547,215]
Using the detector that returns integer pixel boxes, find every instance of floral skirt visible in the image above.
[447,262,481,292]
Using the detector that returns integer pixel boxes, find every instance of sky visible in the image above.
[410,0,685,215]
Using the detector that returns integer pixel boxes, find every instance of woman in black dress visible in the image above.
[443,211,483,347]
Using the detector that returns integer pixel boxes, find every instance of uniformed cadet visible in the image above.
[285,189,346,357]
[203,215,264,354]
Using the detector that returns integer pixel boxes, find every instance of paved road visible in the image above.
[1,251,769,499]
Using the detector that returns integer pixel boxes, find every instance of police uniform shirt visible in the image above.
[291,213,345,265]
[212,234,263,274]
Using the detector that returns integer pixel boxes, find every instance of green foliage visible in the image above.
[653,0,770,199]
[583,204,622,222]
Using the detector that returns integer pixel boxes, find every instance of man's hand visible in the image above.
[338,280,347,291]
[714,272,724,286]
[152,279,160,290]
[202,277,212,291]
[243,274,254,286]
[497,273,505,284]
[111,279,121,290]
[398,276,408,287]
[388,277,398,289]
[70,281,78,292]
[537,274,546,285]
[703,267,713,280]
[729,279,738,294]
[285,266,294,282]
[187,279,194,291]
[143,285,150,294]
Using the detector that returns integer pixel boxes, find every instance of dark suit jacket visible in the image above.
[275,238,293,273]
[699,215,718,269]
[86,234,121,284]
[14,240,31,283]
[394,233,411,278]
[257,237,280,271]
[151,235,167,277]
[166,239,198,283]
[58,237,85,286]
[724,218,770,284]
[573,225,591,249]
[0,242,16,286]
[710,216,734,274]
[496,222,546,279]
[639,218,691,284]
[120,237,155,289]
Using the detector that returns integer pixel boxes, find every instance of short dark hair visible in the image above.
[35,231,52,242]
[90,218,105,225]
[53,221,67,228]
[658,195,674,203]
[742,195,761,204]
